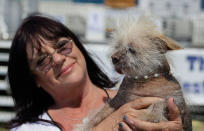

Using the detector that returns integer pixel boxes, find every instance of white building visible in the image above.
[139,0,201,18]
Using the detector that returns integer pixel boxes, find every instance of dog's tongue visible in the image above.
[115,68,123,74]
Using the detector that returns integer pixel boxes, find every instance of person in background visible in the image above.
[8,14,183,131]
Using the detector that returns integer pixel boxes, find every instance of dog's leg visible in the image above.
[144,101,168,123]
[73,104,115,131]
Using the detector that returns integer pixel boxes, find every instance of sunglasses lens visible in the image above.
[37,57,52,73]
[58,40,72,55]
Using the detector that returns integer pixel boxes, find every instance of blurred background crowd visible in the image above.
[0,0,203,130]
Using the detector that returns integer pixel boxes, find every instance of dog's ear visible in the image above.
[156,34,184,50]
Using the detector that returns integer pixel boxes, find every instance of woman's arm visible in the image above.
[92,97,183,131]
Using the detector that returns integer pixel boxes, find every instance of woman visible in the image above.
[8,15,183,131]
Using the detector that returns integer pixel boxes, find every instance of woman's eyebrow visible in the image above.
[56,40,69,48]
[56,39,68,44]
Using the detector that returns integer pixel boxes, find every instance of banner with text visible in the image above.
[166,49,204,105]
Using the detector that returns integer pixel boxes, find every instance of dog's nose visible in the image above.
[111,55,119,64]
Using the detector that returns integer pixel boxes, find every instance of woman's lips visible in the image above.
[59,62,75,77]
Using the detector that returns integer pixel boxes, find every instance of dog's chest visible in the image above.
[118,76,182,100]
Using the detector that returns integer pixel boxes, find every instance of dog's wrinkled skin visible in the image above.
[74,17,192,131]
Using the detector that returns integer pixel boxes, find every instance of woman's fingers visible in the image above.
[118,122,132,131]
[123,115,157,131]
[125,119,183,131]
[129,97,164,109]
[168,98,181,121]
[124,116,167,131]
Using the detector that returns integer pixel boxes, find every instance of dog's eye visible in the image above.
[128,48,136,54]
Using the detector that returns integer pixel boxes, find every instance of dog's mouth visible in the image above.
[115,67,123,74]
[114,63,134,76]
[113,64,124,74]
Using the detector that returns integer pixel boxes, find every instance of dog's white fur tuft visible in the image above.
[111,16,160,48]
[110,16,165,76]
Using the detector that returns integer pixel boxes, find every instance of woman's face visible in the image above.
[27,37,88,96]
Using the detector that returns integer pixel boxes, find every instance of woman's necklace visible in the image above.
[102,88,111,103]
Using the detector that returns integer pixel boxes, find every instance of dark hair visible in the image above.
[8,14,116,128]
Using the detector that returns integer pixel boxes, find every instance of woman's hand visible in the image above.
[92,97,164,131]
[120,98,184,131]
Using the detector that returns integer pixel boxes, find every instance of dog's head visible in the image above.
[111,16,183,77]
